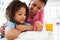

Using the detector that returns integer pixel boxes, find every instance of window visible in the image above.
[44,2,60,23]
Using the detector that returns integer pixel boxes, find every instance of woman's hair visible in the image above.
[6,0,29,22]
[40,0,48,5]
[31,0,48,6]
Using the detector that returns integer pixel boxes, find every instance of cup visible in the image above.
[45,23,53,31]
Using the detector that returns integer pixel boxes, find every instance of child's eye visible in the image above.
[24,14,26,16]
[18,14,22,15]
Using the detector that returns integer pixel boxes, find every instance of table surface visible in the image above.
[15,31,53,40]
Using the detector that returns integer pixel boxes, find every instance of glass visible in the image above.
[45,23,53,31]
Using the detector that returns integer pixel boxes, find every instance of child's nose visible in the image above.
[21,15,25,18]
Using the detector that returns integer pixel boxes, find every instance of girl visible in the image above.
[5,0,33,40]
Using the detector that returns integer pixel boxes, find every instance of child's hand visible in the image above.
[16,25,27,32]
[28,10,36,19]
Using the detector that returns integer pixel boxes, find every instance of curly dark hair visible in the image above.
[6,0,29,22]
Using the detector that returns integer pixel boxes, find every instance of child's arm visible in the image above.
[16,25,33,32]
[5,27,21,40]
[5,22,22,40]
[26,25,34,31]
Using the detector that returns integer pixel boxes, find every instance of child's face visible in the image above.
[14,7,26,24]
[29,0,44,14]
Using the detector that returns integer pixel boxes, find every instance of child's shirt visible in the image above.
[6,21,16,28]
[6,21,30,28]
[5,21,30,32]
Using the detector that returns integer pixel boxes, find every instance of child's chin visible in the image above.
[20,22,24,24]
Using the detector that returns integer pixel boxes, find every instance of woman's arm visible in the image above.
[5,27,21,40]
[33,9,44,31]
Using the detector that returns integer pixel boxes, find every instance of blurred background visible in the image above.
[0,0,60,27]
[44,0,60,24]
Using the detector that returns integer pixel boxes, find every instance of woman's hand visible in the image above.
[28,10,36,19]
[34,21,43,31]
[0,24,6,36]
